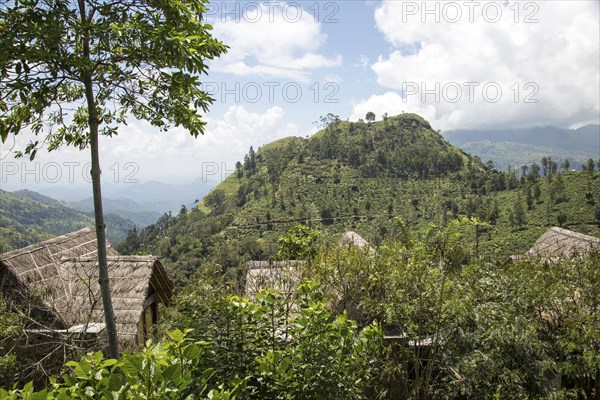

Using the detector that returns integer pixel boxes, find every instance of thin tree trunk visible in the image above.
[88,109,120,359]
[78,0,119,359]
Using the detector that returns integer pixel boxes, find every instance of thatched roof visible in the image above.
[0,227,119,288]
[55,256,172,346]
[245,260,306,297]
[525,227,600,257]
[338,231,370,249]
[1,228,173,347]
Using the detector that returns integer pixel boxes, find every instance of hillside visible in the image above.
[124,114,600,280]
[0,189,135,252]
[443,124,600,170]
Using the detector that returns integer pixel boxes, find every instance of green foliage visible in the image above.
[165,281,382,399]
[405,239,598,399]
[1,5,227,348]
[0,330,233,399]
[583,159,596,175]
[116,227,142,255]
[0,297,23,389]
[204,189,227,216]
[0,0,228,148]
[310,243,384,326]
[511,194,526,230]
[0,355,17,392]
[127,113,599,281]
[3,281,379,399]
[3,223,599,399]
[307,223,599,399]
[277,224,320,260]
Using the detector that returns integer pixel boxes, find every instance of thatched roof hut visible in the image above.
[0,227,119,290]
[0,228,173,348]
[56,256,172,347]
[245,260,307,298]
[338,231,371,249]
[525,227,600,258]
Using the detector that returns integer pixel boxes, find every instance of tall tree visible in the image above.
[528,163,541,181]
[365,111,376,123]
[541,157,548,177]
[513,195,526,230]
[584,158,595,176]
[0,0,227,358]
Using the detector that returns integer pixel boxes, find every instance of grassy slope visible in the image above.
[204,114,473,235]
[482,172,600,257]
[142,114,599,275]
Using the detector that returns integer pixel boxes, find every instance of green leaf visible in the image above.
[182,343,201,360]
[167,329,185,343]
[119,356,143,378]
[162,364,182,384]
[101,358,118,368]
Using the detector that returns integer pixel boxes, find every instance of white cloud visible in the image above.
[365,1,600,130]
[351,91,439,125]
[103,106,299,182]
[211,2,342,81]
[1,106,300,187]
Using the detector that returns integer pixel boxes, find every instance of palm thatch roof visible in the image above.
[0,228,173,347]
[245,260,307,297]
[0,228,119,289]
[525,227,600,257]
[338,231,371,249]
[55,256,172,346]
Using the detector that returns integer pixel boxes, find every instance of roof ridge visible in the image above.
[549,227,600,242]
[60,255,158,263]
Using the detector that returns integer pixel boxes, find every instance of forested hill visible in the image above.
[0,189,135,252]
[122,114,600,281]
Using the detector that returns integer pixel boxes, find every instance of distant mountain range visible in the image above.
[443,124,600,170]
[33,178,217,226]
[0,175,217,252]
[0,189,136,252]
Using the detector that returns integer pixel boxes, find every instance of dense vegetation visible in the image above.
[2,113,599,398]
[0,189,135,251]
[119,114,600,283]
[2,220,598,399]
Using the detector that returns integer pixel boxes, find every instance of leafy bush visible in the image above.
[277,224,320,260]
[2,283,381,399]
[167,281,383,399]
[0,329,236,399]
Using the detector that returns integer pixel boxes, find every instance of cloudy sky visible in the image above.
[2,0,599,190]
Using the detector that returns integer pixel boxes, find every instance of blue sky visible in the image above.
[2,0,599,189]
